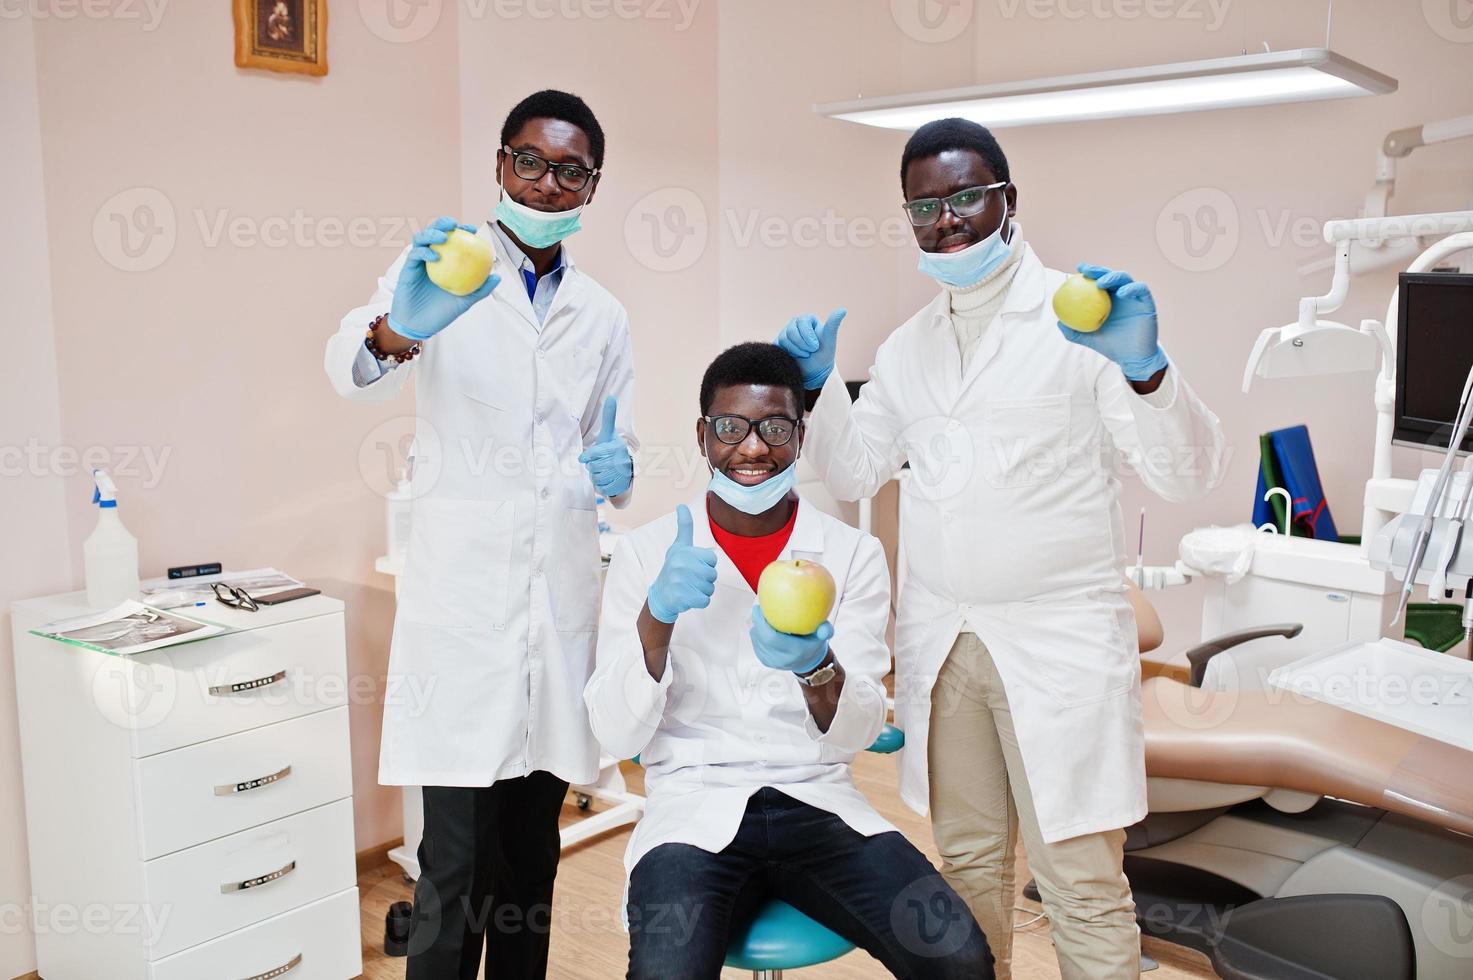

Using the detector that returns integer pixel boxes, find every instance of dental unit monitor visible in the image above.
[1394,272,1473,453]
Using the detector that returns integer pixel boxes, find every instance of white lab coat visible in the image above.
[325,226,636,787]
[584,494,896,891]
[804,243,1225,843]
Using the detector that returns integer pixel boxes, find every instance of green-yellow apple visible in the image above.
[757,559,837,636]
[1052,273,1112,333]
[427,228,494,296]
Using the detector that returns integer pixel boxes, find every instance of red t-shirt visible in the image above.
[709,502,799,591]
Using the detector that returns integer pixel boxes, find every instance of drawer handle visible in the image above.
[214,764,293,796]
[240,953,302,979]
[210,669,288,697]
[221,859,296,894]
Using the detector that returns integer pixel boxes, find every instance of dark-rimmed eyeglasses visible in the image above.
[213,582,260,612]
[704,415,801,447]
[902,181,1008,227]
[502,146,599,193]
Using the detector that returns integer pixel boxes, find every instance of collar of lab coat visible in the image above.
[481,221,580,334]
[688,490,827,594]
[922,239,1047,391]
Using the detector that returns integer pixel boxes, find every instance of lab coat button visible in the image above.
[540,488,550,500]
[946,420,961,433]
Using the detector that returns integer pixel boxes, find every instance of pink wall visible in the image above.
[4,13,462,971]
[0,17,69,976]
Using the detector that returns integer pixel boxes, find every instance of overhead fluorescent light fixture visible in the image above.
[815,49,1396,131]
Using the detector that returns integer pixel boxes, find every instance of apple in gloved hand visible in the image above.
[757,559,837,636]
[427,228,495,296]
[1052,273,1112,333]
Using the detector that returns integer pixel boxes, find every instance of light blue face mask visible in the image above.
[707,461,798,516]
[495,187,584,249]
[916,210,1013,287]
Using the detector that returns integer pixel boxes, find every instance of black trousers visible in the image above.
[405,772,570,980]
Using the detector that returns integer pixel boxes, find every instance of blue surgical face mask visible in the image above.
[916,210,1013,287]
[707,460,799,515]
[495,187,584,249]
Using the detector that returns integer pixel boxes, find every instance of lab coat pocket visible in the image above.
[981,394,1071,490]
[552,503,602,632]
[1028,601,1135,708]
[398,498,514,630]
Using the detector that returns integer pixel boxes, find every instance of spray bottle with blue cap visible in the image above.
[84,469,140,608]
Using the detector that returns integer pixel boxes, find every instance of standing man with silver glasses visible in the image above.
[777,117,1225,979]
[326,89,636,980]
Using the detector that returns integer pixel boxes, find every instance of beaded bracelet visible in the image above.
[365,315,421,364]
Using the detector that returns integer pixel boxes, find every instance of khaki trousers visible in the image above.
[927,632,1139,980]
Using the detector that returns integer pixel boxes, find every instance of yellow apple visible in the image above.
[1052,273,1112,333]
[427,228,494,296]
[757,559,837,636]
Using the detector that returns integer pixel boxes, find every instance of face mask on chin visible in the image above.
[916,209,1013,288]
[494,161,587,248]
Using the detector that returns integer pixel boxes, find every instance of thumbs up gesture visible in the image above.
[775,307,846,390]
[646,504,718,624]
[578,395,634,497]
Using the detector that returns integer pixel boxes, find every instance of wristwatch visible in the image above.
[795,655,838,688]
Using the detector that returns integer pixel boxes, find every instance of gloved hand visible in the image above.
[387,216,500,342]
[749,606,833,674]
[578,396,633,497]
[775,308,846,390]
[646,504,718,624]
[1056,264,1169,382]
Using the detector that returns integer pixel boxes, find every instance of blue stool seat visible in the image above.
[868,722,905,754]
[724,899,855,971]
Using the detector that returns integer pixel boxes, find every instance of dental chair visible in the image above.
[1126,626,1473,979]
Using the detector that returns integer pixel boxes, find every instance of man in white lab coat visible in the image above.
[585,343,993,979]
[777,118,1226,979]
[324,90,636,980]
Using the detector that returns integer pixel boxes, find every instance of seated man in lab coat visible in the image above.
[585,343,992,980]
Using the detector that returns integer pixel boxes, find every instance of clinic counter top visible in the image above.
[10,589,344,635]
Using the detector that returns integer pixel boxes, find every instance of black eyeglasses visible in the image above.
[502,146,599,193]
[213,582,260,612]
[902,181,1008,227]
[704,415,801,447]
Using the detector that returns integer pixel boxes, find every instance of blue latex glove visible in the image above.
[646,504,718,624]
[1057,264,1169,382]
[749,606,834,674]
[578,396,633,497]
[775,308,846,390]
[387,216,500,342]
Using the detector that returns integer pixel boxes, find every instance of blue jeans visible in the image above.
[626,788,994,979]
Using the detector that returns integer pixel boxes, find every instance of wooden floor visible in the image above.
[356,752,1218,979]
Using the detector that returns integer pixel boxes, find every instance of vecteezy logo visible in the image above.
[1155,187,1240,273]
[902,417,975,502]
[358,415,442,499]
[359,0,443,43]
[93,187,177,272]
[623,188,708,273]
[889,874,973,958]
[1424,0,1473,42]
[890,0,974,42]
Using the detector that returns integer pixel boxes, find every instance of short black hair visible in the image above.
[500,89,606,169]
[700,343,805,417]
[900,117,1009,190]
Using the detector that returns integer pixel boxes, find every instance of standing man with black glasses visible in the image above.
[777,118,1224,979]
[325,89,637,980]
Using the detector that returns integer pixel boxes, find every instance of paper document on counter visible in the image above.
[140,567,304,608]
[31,601,227,656]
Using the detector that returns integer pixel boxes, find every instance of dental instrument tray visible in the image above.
[1268,637,1473,752]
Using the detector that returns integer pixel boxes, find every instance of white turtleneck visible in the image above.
[943,226,1025,373]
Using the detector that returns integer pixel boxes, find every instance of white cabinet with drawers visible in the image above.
[10,591,363,980]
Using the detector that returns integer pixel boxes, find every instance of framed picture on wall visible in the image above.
[233,0,327,77]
